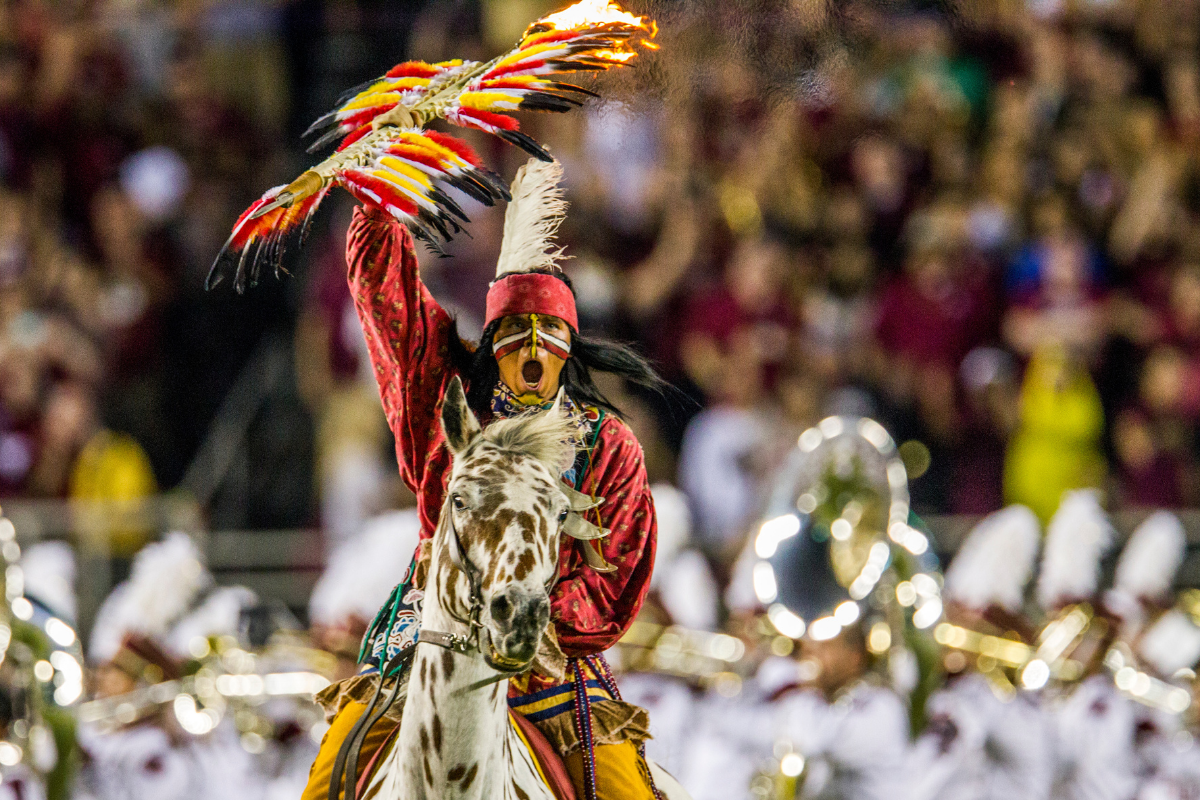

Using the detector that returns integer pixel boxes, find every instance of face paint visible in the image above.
[493,313,571,403]
[492,316,572,361]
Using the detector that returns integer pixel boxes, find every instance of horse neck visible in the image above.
[395,549,513,799]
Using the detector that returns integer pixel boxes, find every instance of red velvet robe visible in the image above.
[345,205,656,660]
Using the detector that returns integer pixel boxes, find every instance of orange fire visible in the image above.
[531,0,658,62]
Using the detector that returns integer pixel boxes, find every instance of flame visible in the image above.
[537,0,654,32]
[529,0,658,64]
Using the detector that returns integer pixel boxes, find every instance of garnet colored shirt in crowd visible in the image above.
[344,205,656,657]
[874,269,995,370]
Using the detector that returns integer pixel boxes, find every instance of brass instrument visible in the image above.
[77,634,337,749]
[0,510,84,799]
[746,417,944,799]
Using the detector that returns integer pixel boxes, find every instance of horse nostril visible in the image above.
[490,594,513,623]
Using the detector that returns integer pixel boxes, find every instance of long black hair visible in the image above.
[447,268,665,418]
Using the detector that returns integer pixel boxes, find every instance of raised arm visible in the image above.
[345,205,456,504]
[550,417,657,656]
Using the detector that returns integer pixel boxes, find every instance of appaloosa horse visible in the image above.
[361,377,689,800]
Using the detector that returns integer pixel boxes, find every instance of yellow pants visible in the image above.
[302,703,397,800]
[303,703,658,800]
[564,740,659,800]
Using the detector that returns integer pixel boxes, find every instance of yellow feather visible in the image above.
[377,157,434,188]
[460,91,522,111]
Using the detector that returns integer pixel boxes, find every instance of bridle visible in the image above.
[423,492,563,669]
[327,497,556,800]
[330,475,597,800]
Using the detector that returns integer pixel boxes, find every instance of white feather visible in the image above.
[309,509,422,627]
[494,158,568,279]
[165,586,258,658]
[945,505,1041,613]
[88,532,210,663]
[1113,511,1185,601]
[659,550,719,631]
[1036,490,1113,610]
[1139,610,1200,677]
[19,541,77,622]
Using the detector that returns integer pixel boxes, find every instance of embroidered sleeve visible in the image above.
[345,205,455,512]
[550,417,657,657]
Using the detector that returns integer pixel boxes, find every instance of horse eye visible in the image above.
[452,494,466,511]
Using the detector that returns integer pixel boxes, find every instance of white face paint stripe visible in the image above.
[494,330,530,351]
[493,329,571,356]
[539,330,571,355]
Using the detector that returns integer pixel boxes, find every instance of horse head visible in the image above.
[437,376,577,672]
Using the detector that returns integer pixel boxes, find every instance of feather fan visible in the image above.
[1113,511,1185,602]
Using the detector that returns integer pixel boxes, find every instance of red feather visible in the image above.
[384,143,448,173]
[336,125,373,152]
[487,59,548,80]
[455,108,520,132]
[339,103,395,129]
[520,29,578,49]
[477,78,549,92]
[423,131,485,167]
[341,171,421,218]
[385,61,441,79]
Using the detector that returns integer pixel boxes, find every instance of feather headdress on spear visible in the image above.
[207,0,657,293]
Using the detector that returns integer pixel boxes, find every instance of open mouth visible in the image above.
[486,646,532,674]
[521,360,544,389]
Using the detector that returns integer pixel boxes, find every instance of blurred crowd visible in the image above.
[2,0,1200,565]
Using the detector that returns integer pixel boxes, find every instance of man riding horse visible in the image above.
[302,158,664,800]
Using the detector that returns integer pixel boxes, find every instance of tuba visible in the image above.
[748,417,944,799]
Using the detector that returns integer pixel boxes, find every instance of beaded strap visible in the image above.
[572,655,664,800]
[571,659,600,800]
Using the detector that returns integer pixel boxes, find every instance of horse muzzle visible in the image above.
[485,587,550,671]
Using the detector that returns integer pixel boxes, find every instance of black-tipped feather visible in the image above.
[495,130,553,162]
[517,95,581,113]
[427,188,470,224]
[307,124,354,154]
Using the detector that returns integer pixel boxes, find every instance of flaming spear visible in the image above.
[208,0,657,292]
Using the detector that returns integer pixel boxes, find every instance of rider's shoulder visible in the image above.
[591,413,643,456]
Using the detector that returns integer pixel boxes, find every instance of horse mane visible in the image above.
[478,408,579,476]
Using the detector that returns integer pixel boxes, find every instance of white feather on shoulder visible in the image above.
[944,505,1040,613]
[1113,511,1185,602]
[88,532,210,663]
[494,158,568,279]
[1036,490,1113,611]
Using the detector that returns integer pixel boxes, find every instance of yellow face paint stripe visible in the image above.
[529,314,539,359]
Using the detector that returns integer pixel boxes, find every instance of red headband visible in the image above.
[484,272,578,331]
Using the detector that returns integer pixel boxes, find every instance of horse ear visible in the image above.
[441,376,481,454]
